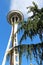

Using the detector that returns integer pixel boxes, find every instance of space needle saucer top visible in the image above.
[7,10,24,25]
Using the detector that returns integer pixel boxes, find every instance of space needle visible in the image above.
[2,10,24,65]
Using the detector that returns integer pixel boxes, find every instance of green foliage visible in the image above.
[17,1,43,43]
[16,42,43,65]
[15,2,43,65]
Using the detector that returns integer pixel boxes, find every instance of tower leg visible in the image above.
[2,28,13,65]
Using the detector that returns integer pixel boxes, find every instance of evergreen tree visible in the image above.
[15,2,43,65]
[17,2,43,43]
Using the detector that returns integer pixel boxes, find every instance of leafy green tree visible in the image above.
[15,2,43,65]
[17,2,43,43]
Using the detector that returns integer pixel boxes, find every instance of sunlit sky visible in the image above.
[0,0,43,65]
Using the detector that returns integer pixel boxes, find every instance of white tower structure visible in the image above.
[7,10,23,65]
[2,10,23,65]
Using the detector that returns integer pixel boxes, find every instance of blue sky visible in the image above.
[0,0,43,65]
[0,0,11,65]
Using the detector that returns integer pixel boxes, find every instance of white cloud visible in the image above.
[10,0,43,20]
